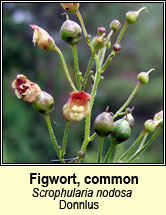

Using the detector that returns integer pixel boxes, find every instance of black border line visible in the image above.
[1,1,165,166]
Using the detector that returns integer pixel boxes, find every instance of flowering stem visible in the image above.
[99,29,114,67]
[126,126,162,163]
[54,46,77,91]
[116,20,129,44]
[120,129,147,161]
[44,115,62,162]
[104,138,116,163]
[100,21,129,74]
[72,45,81,91]
[61,121,70,162]
[98,137,104,163]
[76,10,93,52]
[113,143,123,163]
[113,81,141,120]
[79,55,101,159]
[81,50,96,90]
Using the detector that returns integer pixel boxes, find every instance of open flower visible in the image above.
[30,24,56,50]
[63,91,91,122]
[12,74,41,103]
[60,3,80,14]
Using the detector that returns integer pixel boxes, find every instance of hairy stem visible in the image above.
[61,121,70,162]
[76,10,93,52]
[54,46,77,91]
[98,137,104,163]
[72,45,81,91]
[82,50,96,90]
[79,56,101,159]
[44,115,62,162]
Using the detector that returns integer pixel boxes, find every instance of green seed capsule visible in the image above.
[111,118,131,144]
[60,20,82,45]
[33,91,54,115]
[137,72,149,84]
[126,7,147,24]
[94,112,114,137]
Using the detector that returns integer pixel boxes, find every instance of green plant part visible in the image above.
[111,118,131,144]
[110,20,121,32]
[60,20,82,45]
[124,113,134,129]
[60,3,80,14]
[137,68,154,84]
[92,36,105,50]
[153,110,163,126]
[112,43,121,52]
[77,150,86,159]
[144,119,157,133]
[126,7,148,24]
[33,91,54,115]
[94,111,114,137]
[97,27,106,36]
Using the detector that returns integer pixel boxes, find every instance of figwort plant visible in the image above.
[12,3,163,163]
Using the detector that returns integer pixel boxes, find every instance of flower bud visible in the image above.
[77,151,86,158]
[30,24,56,50]
[144,119,157,133]
[126,7,147,24]
[110,20,121,32]
[12,74,41,103]
[111,118,131,144]
[137,68,154,84]
[154,110,163,126]
[63,91,91,123]
[94,112,114,137]
[60,20,82,45]
[97,27,106,36]
[113,43,121,52]
[60,3,80,14]
[92,36,105,50]
[33,91,54,115]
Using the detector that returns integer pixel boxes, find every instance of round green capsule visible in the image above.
[60,20,82,45]
[111,118,131,144]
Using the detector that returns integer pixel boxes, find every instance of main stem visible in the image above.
[44,115,62,162]
[54,46,77,91]
[72,45,81,91]
[79,56,101,156]
[61,121,70,162]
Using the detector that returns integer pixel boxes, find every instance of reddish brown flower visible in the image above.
[63,91,91,122]
[12,74,41,103]
[30,24,56,50]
